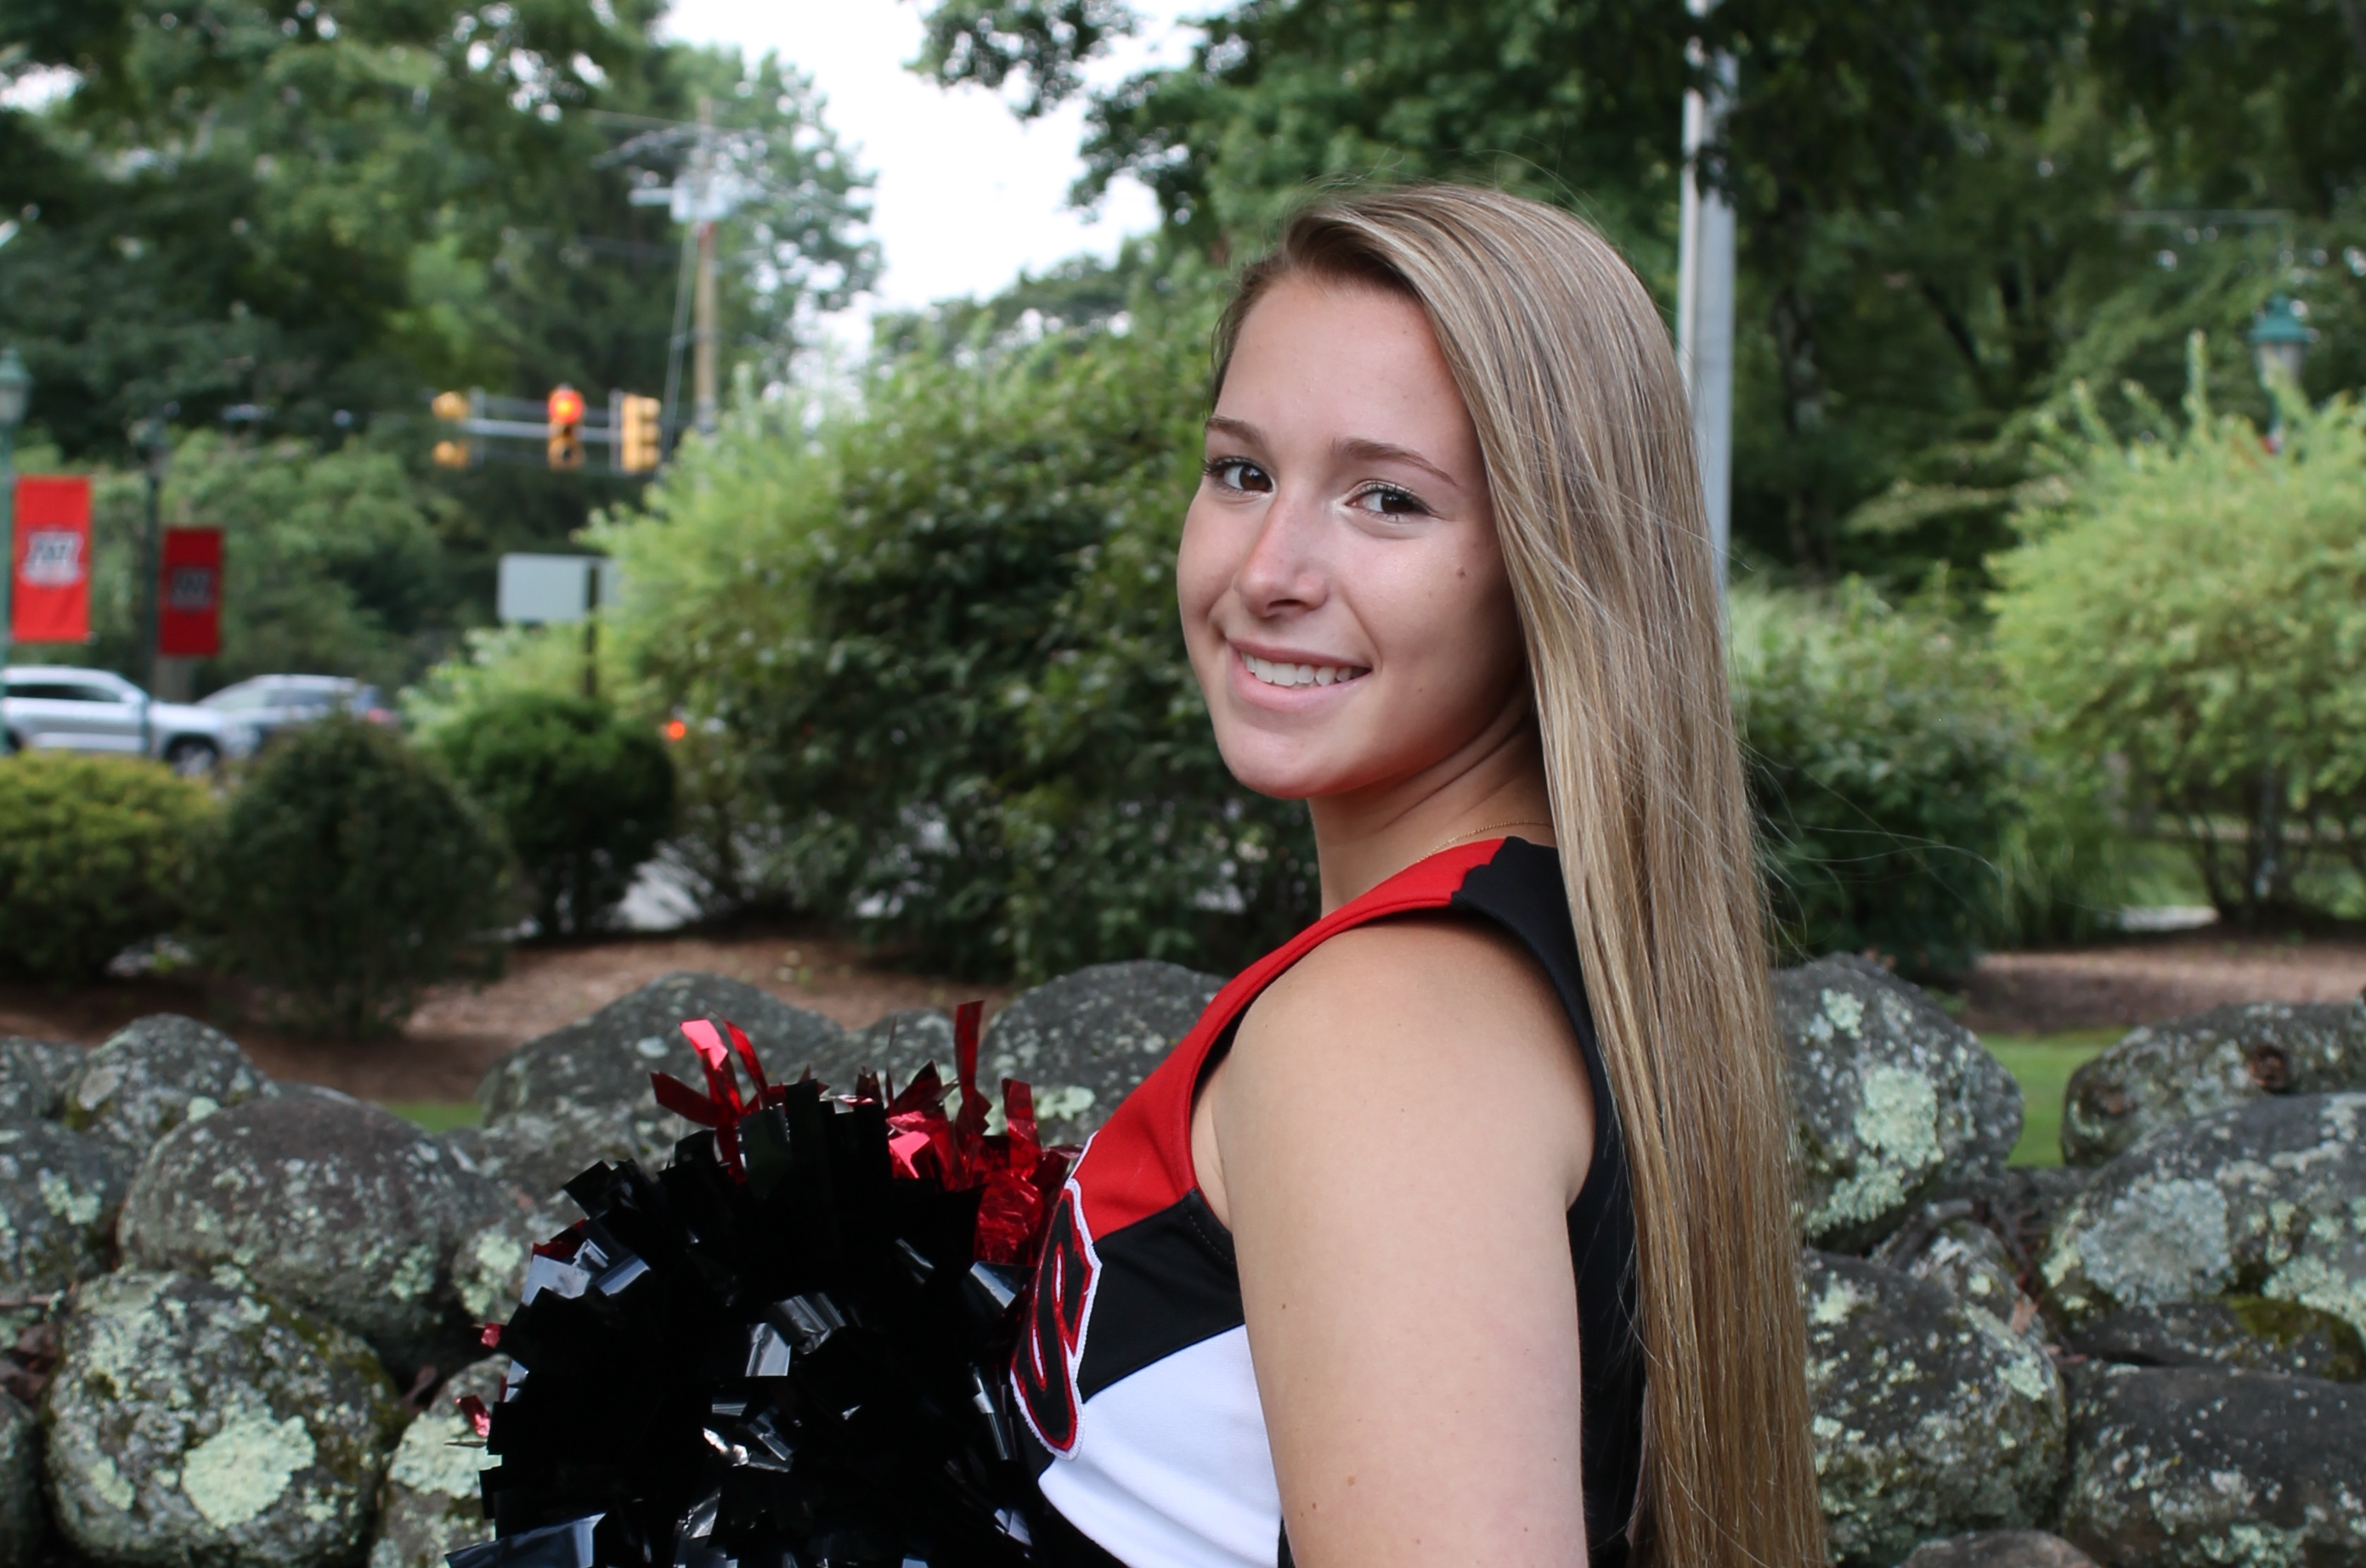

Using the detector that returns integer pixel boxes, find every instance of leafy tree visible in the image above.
[1992,341,2366,925]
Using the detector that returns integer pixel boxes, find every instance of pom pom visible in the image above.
[460,1005,1072,1568]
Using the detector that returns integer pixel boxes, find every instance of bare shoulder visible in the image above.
[1223,914,1595,1199]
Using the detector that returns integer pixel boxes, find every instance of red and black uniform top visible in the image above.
[1009,837,1644,1568]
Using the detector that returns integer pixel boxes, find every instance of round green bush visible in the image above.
[431,692,675,938]
[203,714,508,1035]
[0,753,215,981]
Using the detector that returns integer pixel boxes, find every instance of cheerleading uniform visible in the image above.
[1009,836,1644,1568]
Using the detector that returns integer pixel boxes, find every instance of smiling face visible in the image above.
[1178,274,1528,806]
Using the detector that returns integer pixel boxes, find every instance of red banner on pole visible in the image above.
[158,527,223,658]
[12,476,93,645]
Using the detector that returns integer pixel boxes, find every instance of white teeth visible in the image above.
[1241,651,1365,689]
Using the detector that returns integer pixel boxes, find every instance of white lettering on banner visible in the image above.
[20,530,85,587]
[167,567,218,612]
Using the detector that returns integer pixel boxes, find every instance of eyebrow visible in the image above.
[1204,415,1462,491]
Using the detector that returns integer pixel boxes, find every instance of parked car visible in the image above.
[2,665,261,776]
[198,674,394,743]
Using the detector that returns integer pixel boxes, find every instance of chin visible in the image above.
[1211,732,1368,804]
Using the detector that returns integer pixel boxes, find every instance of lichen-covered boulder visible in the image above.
[60,1014,274,1158]
[0,1389,39,1566]
[1804,1251,2067,1568]
[2058,1363,2366,1567]
[471,973,843,1198]
[46,1270,408,1568]
[980,961,1224,1146]
[845,1008,958,1092]
[121,1089,510,1382]
[1776,956,2024,1250]
[1888,1214,2045,1341]
[2068,1297,2363,1382]
[449,1191,573,1329]
[367,1356,507,1568]
[2040,1093,2366,1338]
[1900,1532,2096,1568]
[0,1035,82,1121]
[2063,999,2366,1166]
[0,1117,127,1294]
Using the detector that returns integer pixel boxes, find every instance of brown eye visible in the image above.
[1352,484,1427,517]
[1206,458,1273,494]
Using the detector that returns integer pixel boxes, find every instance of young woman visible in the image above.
[1010,186,1820,1568]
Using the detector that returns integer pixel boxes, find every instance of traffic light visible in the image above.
[430,390,473,468]
[547,384,585,471]
[618,394,662,473]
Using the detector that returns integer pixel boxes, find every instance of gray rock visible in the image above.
[844,1008,959,1096]
[448,1191,573,1330]
[121,1090,510,1382]
[2068,1297,2363,1382]
[1776,956,2024,1250]
[1804,1250,2067,1568]
[0,1389,38,1567]
[47,1270,408,1568]
[2040,1093,2366,1339]
[367,1357,506,1568]
[980,962,1224,1146]
[1900,1531,2097,1568]
[1881,1211,2045,1341]
[0,1118,127,1294]
[0,1035,82,1121]
[59,1014,274,1158]
[472,973,844,1198]
[2062,998,2366,1167]
[2058,1363,2366,1567]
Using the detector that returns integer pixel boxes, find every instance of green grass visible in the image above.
[1981,1029,2121,1166]
[381,1100,483,1133]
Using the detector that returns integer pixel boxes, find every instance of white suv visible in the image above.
[3,666,262,776]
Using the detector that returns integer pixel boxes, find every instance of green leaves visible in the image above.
[1992,355,2366,920]
[0,753,216,982]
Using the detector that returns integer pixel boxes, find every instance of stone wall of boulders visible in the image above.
[0,954,2358,1568]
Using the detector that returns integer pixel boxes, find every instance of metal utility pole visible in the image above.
[0,348,30,673]
[133,412,173,751]
[1676,0,1737,598]
[692,98,720,436]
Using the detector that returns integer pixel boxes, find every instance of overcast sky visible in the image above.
[661,0,1200,338]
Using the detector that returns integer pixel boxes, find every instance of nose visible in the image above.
[1232,488,1330,620]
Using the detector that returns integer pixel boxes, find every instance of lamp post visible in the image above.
[132,411,172,752]
[2248,294,2311,449]
[0,349,30,674]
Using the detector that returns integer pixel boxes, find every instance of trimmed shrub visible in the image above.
[1994,345,2366,923]
[0,753,215,981]
[432,692,675,937]
[1734,583,2127,975]
[201,715,507,1035]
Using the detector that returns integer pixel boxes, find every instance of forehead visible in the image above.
[1217,275,1471,446]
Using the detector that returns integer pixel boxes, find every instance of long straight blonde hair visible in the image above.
[1214,185,1821,1568]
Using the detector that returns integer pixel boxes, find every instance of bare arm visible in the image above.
[1194,916,1598,1567]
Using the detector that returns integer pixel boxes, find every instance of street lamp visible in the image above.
[2249,294,2311,448]
[0,348,31,673]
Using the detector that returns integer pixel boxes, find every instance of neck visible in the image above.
[1307,696,1556,911]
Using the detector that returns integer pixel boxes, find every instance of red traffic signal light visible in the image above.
[546,385,586,428]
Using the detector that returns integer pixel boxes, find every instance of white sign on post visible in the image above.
[497,554,624,624]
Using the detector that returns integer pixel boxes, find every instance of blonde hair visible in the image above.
[1215,185,1820,1568]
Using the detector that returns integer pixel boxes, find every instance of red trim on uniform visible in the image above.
[1066,839,1505,1241]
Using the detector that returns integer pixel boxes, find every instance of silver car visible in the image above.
[199,674,394,743]
[2,665,261,776]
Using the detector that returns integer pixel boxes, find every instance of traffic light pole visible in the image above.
[692,97,720,437]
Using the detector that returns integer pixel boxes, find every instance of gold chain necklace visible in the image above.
[1426,818,1556,859]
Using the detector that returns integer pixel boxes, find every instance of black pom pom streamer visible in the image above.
[452,1004,1071,1568]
